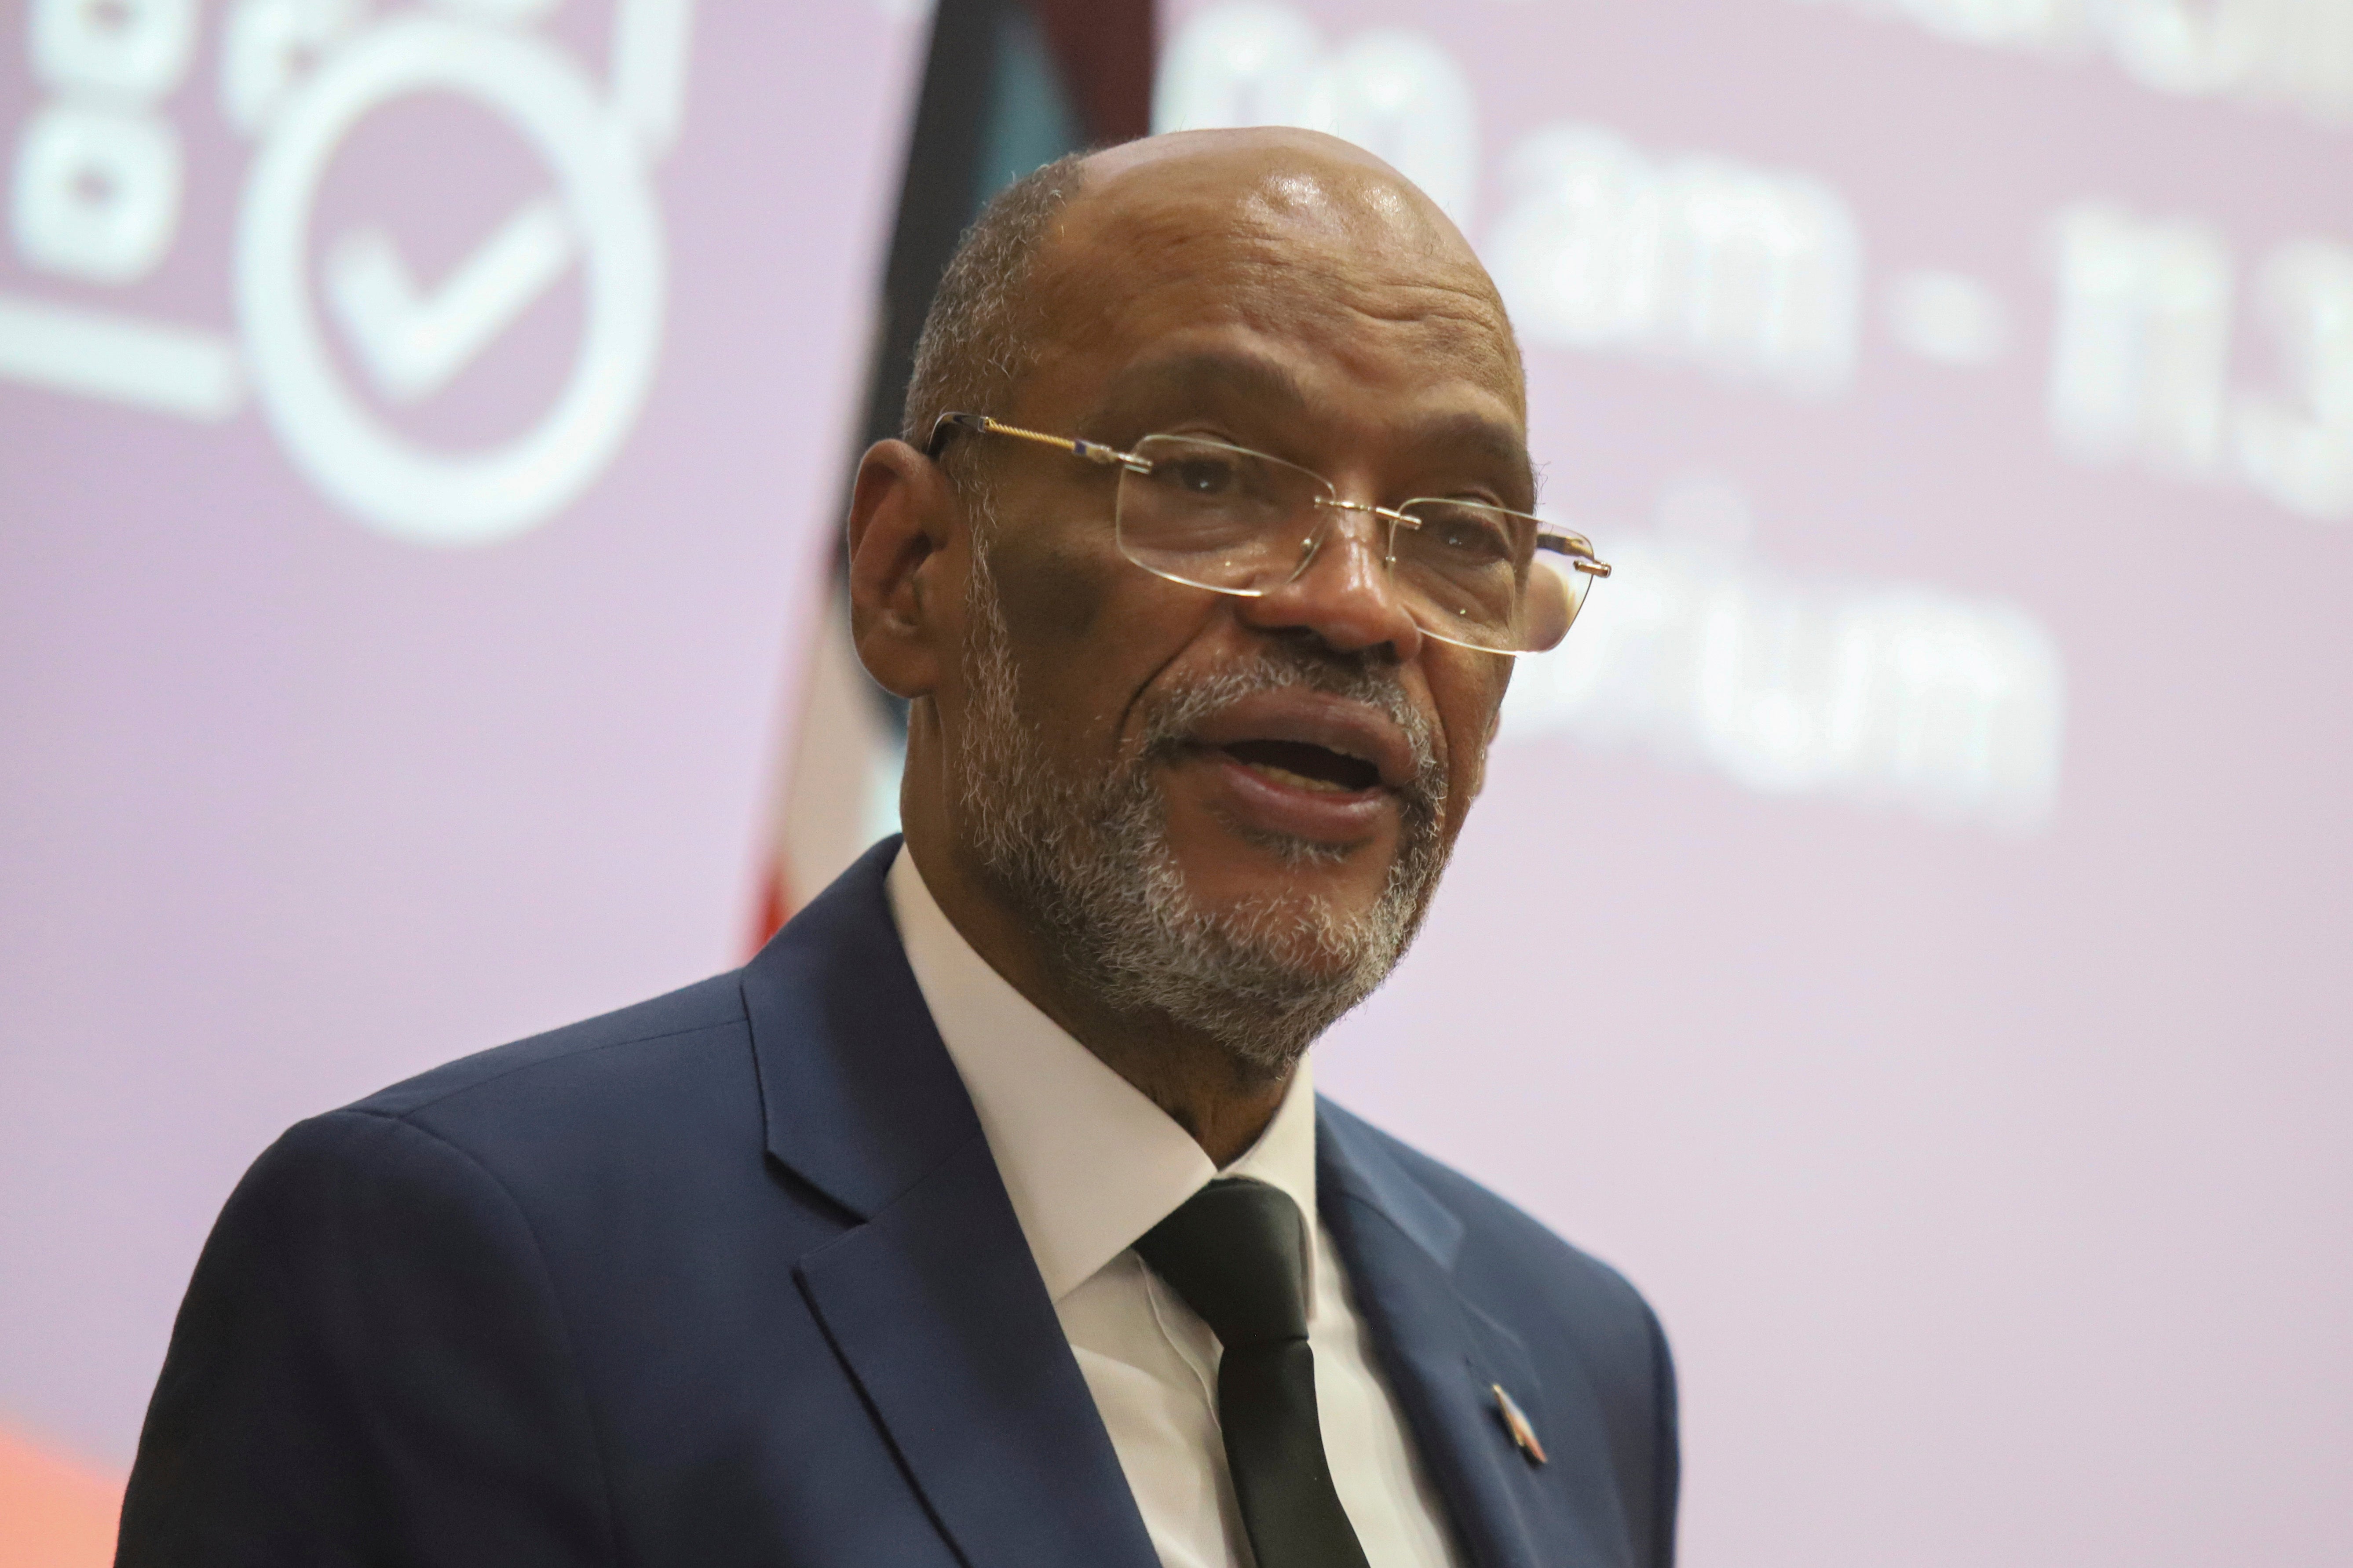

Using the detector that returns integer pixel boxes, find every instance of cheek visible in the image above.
[985,467,1150,653]
[1434,664,1509,813]
[978,468,1132,642]
[985,526,1205,756]
[991,535,1107,648]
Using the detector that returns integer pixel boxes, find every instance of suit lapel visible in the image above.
[744,840,1158,1568]
[795,1136,1161,1568]
[1319,1102,1632,1568]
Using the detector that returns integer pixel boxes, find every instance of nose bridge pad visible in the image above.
[1284,501,1338,585]
[1287,500,1397,588]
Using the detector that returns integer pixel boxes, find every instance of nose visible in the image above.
[1233,503,1425,658]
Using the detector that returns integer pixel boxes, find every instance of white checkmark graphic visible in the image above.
[325,196,579,405]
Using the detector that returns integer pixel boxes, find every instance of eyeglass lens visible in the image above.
[1113,434,1590,654]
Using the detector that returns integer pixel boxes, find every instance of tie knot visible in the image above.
[1134,1177,1309,1352]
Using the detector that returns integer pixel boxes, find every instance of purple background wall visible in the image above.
[1158,2,2353,1565]
[6,1,2351,1565]
[1,0,923,1469]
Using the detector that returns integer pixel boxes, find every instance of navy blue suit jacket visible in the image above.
[120,839,1677,1568]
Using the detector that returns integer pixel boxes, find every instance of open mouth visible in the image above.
[1218,739,1383,794]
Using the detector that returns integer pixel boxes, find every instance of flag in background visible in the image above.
[752,0,1157,942]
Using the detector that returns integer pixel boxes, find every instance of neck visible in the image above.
[900,807,1292,1169]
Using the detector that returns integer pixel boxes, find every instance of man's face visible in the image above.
[939,147,1531,1065]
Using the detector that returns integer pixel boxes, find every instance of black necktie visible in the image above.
[1134,1178,1371,1568]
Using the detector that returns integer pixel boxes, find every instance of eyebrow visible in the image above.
[1398,412,1538,507]
[1091,349,1537,503]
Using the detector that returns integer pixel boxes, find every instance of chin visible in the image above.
[1174,819,1396,908]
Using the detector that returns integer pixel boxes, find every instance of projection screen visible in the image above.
[0,0,925,1493]
[1148,2,2353,1564]
[4,1,2349,1565]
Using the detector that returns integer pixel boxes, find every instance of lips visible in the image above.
[1179,690,1424,833]
[1218,737,1381,794]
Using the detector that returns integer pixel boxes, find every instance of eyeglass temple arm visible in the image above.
[1535,532,1612,578]
[926,412,1150,472]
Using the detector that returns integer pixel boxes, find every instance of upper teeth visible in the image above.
[1247,760,1351,793]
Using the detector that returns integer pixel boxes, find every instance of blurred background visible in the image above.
[4,0,2349,1563]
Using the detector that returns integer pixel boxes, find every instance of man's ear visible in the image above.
[846,438,959,700]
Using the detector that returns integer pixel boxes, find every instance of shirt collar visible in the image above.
[885,845,1320,1305]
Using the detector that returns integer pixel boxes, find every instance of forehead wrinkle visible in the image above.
[1198,230,1520,388]
[1095,349,1313,426]
[1024,172,1525,423]
[1226,281,1525,426]
[1149,246,1519,388]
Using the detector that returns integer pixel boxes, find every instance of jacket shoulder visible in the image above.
[1318,1098,1672,1417]
[1319,1098,1680,1565]
[348,970,752,1125]
[1321,1100,1652,1312]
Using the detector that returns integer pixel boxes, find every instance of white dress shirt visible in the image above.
[886,848,1463,1568]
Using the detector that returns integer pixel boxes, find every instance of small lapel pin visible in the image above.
[1491,1383,1546,1465]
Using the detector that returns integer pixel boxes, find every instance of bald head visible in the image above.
[1073,126,1481,269]
[901,128,1522,463]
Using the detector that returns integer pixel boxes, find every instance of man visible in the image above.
[118,128,1676,1568]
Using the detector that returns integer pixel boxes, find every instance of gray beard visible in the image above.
[949,527,1452,1077]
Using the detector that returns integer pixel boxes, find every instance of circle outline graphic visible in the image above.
[239,15,665,545]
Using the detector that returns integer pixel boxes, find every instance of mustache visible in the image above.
[1132,643,1446,809]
